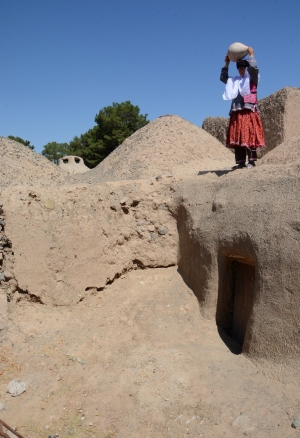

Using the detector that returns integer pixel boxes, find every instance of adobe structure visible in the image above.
[1,111,299,358]
[58,155,89,174]
[0,89,299,436]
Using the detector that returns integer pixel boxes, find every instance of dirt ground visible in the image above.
[0,266,299,438]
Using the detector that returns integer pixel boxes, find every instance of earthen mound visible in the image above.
[259,130,300,165]
[75,115,234,183]
[0,137,72,189]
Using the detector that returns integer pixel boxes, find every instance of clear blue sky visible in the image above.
[1,0,299,153]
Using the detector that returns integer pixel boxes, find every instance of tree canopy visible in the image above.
[8,136,35,150]
[41,101,149,168]
[41,142,69,165]
[68,101,149,168]
[68,126,105,169]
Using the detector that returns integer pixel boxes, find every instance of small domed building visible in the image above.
[58,155,89,174]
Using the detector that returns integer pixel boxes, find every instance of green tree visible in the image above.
[69,101,149,168]
[8,135,35,150]
[69,127,105,168]
[41,142,70,165]
[94,101,149,154]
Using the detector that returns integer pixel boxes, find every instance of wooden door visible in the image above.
[232,262,255,346]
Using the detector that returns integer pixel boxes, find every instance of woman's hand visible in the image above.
[247,46,254,56]
[224,54,230,67]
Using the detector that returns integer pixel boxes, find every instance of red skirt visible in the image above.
[226,109,265,149]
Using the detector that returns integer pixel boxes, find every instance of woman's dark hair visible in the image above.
[236,59,249,69]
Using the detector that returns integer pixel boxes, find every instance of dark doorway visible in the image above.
[231,261,255,346]
[216,258,255,351]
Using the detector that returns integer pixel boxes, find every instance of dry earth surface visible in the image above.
[0,116,299,438]
[1,267,299,438]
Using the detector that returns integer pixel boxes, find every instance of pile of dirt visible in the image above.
[75,115,234,184]
[259,130,300,165]
[0,137,72,189]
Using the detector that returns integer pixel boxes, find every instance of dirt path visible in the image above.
[0,267,299,437]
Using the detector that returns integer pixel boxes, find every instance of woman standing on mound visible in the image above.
[220,46,265,169]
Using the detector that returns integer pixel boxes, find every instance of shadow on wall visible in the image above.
[176,205,214,306]
[176,204,258,355]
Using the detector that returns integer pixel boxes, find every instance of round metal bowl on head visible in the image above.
[227,42,249,62]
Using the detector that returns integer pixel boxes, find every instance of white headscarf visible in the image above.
[222,69,251,100]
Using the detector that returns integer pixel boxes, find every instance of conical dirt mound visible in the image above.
[259,131,300,166]
[0,137,72,189]
[76,115,234,183]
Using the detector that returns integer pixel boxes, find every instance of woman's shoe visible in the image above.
[247,161,256,168]
[232,163,246,170]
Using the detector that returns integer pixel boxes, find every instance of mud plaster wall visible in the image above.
[175,170,300,360]
[249,87,300,157]
[201,117,229,147]
[258,88,286,156]
[1,179,178,306]
[284,88,300,141]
